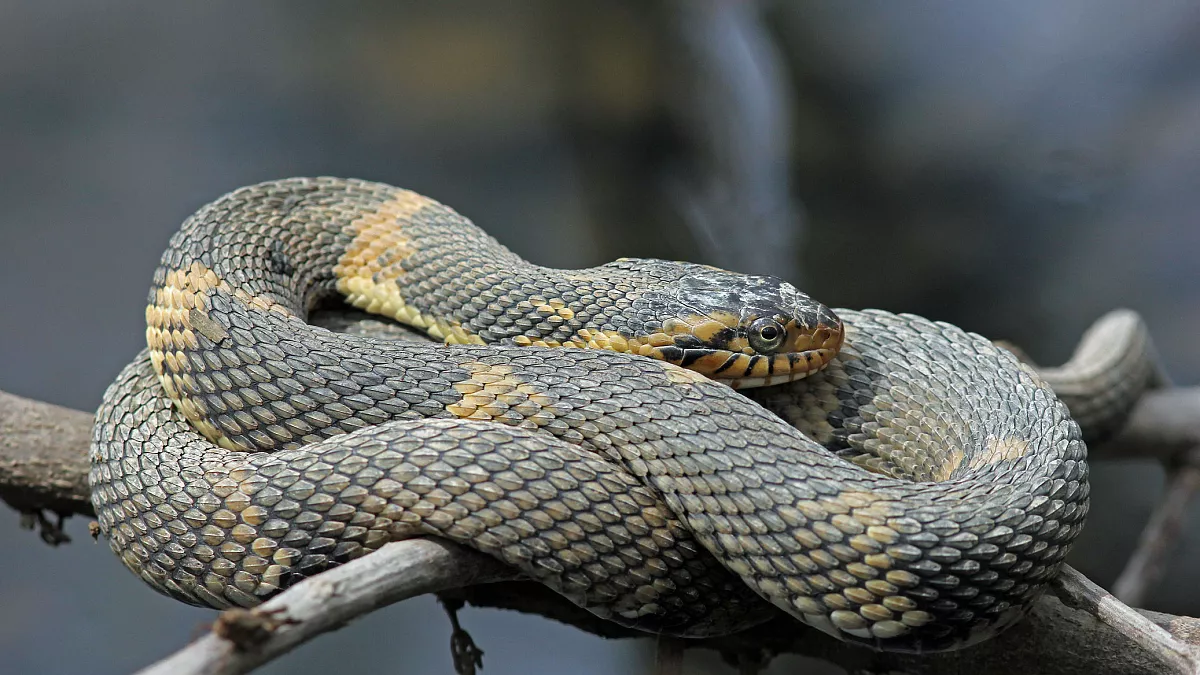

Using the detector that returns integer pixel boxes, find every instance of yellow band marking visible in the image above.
[569,329,630,353]
[333,192,485,346]
[446,362,548,421]
[146,261,290,451]
[661,312,740,344]
[932,448,965,482]
[933,437,1029,480]
[969,437,1030,470]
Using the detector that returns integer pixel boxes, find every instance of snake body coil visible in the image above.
[91,177,1093,652]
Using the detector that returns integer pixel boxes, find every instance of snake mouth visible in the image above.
[648,321,845,389]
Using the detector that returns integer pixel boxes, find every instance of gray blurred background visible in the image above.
[2,2,1199,674]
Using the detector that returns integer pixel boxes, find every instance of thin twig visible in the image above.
[1053,565,1200,674]
[1114,451,1200,605]
[136,539,516,675]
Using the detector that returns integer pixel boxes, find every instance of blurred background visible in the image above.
[2,1,1199,673]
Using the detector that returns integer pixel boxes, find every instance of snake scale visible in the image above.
[89,177,1157,653]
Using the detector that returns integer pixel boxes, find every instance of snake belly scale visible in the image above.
[90,177,1088,652]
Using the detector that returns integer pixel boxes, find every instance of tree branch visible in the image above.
[5,385,1200,672]
[1113,451,1200,605]
[1053,565,1200,674]
[0,389,94,519]
[1095,390,1200,461]
[127,540,1200,675]
[136,539,516,675]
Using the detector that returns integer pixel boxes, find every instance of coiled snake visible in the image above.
[89,177,1157,652]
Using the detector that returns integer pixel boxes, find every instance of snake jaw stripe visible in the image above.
[91,177,1092,653]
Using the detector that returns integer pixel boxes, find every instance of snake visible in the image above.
[88,177,1155,653]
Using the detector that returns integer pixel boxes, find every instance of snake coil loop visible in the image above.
[86,177,1153,653]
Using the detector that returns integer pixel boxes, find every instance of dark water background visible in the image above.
[2,3,1198,673]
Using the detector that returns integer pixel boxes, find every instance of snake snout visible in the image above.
[784,311,845,375]
[650,274,846,388]
[717,310,844,389]
[712,280,845,389]
[792,305,845,366]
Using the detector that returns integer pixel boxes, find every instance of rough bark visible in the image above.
[0,389,94,518]
[129,541,1200,675]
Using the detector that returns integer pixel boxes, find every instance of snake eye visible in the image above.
[748,317,786,354]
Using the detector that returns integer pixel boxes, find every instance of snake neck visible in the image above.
[149,177,841,390]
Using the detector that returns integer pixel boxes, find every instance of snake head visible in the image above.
[637,264,845,388]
